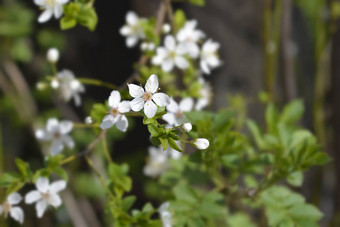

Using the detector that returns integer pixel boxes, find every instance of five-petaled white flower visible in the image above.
[25,177,66,218]
[143,144,182,177]
[100,90,131,132]
[120,11,146,48]
[51,69,85,106]
[176,20,205,59]
[152,35,189,72]
[200,39,221,75]
[0,193,24,224]
[34,0,69,23]
[159,202,172,227]
[35,118,74,156]
[162,98,194,126]
[128,74,170,119]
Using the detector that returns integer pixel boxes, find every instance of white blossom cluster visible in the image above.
[0,177,66,224]
[120,11,221,75]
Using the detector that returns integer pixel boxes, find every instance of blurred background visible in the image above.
[0,0,340,226]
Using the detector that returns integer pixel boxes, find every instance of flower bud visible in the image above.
[85,116,93,125]
[193,138,209,150]
[36,82,47,90]
[47,48,60,63]
[50,79,59,89]
[140,42,148,51]
[182,123,192,132]
[162,23,171,33]
[147,43,155,51]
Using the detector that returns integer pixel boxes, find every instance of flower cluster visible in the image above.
[0,177,66,224]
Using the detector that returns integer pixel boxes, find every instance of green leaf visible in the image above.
[287,171,303,187]
[55,167,68,181]
[15,158,30,178]
[174,9,187,30]
[279,99,304,124]
[221,154,240,169]
[60,17,77,30]
[247,120,267,149]
[77,6,98,31]
[121,196,136,212]
[159,137,168,150]
[90,103,107,123]
[10,38,33,63]
[189,0,206,6]
[0,172,21,187]
[173,184,198,204]
[168,138,182,152]
[147,124,161,137]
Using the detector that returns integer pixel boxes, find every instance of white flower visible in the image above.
[0,193,24,224]
[51,69,85,106]
[152,35,189,72]
[176,20,205,58]
[200,39,221,74]
[25,178,66,218]
[195,77,211,110]
[34,0,69,23]
[182,123,192,132]
[162,23,171,34]
[128,74,170,118]
[162,98,194,126]
[120,11,146,48]
[100,91,131,132]
[85,116,93,125]
[143,146,169,177]
[159,202,172,227]
[35,118,74,156]
[193,138,209,150]
[46,48,60,63]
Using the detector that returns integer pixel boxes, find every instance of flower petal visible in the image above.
[59,120,73,134]
[48,194,62,207]
[179,98,194,112]
[126,36,138,48]
[35,129,51,141]
[162,59,174,72]
[126,11,138,25]
[128,84,144,98]
[175,56,189,69]
[7,193,22,205]
[10,207,24,224]
[115,115,128,132]
[100,115,116,129]
[53,5,63,19]
[108,90,121,108]
[152,93,170,107]
[38,10,53,23]
[144,101,157,118]
[164,35,176,51]
[49,180,67,194]
[166,98,179,113]
[145,74,159,93]
[46,118,59,132]
[36,200,47,218]
[200,60,211,74]
[130,98,145,111]
[50,139,64,156]
[25,191,41,204]
[120,26,132,36]
[62,135,74,149]
[118,101,131,113]
[162,113,177,126]
[36,177,49,193]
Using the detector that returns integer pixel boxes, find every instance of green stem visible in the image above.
[73,123,100,128]
[84,155,115,200]
[77,78,117,90]
[102,135,112,163]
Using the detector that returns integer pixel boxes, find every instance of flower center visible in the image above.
[45,0,57,6]
[169,51,176,59]
[2,202,11,213]
[42,192,50,201]
[53,132,61,139]
[176,111,183,118]
[143,92,153,102]
[110,108,119,116]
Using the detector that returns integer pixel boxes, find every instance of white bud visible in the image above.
[50,79,59,89]
[47,48,60,63]
[147,43,155,51]
[36,82,47,90]
[182,123,192,132]
[193,138,209,150]
[141,42,148,51]
[85,116,93,125]
[162,23,171,33]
